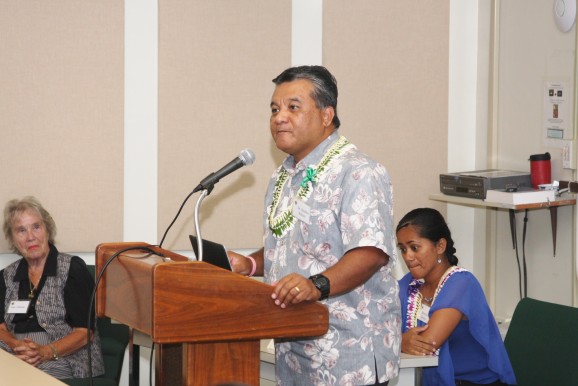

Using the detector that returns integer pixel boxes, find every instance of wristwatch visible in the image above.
[49,343,59,361]
[309,274,330,301]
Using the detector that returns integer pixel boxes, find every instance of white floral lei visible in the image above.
[405,266,466,330]
[268,136,351,238]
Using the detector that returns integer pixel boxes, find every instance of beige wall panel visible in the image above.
[324,1,449,224]
[0,1,124,253]
[493,0,575,310]
[158,0,291,250]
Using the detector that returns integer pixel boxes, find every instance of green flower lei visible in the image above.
[268,136,351,238]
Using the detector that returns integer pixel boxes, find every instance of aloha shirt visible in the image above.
[262,130,401,386]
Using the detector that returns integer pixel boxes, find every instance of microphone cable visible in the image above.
[158,188,200,249]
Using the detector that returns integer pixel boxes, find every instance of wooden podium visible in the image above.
[95,242,329,386]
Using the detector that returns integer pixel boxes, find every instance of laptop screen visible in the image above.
[189,235,232,271]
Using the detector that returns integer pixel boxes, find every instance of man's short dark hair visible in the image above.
[272,65,341,129]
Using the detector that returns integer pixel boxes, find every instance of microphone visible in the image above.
[158,148,255,248]
[196,148,256,192]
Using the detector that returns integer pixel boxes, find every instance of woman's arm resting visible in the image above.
[401,325,436,355]
[401,308,463,355]
[0,322,23,350]
[417,308,463,351]
[13,327,90,366]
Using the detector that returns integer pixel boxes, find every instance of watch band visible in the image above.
[49,343,59,361]
[309,274,330,301]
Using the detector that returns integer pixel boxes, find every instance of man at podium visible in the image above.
[229,66,401,385]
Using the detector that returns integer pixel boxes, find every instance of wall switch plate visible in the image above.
[562,140,575,169]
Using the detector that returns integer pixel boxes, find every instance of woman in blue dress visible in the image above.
[396,208,516,386]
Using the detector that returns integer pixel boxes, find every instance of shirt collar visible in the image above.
[13,243,59,282]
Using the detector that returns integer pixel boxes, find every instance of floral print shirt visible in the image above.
[262,131,401,385]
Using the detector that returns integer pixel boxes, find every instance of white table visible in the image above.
[0,348,66,386]
[391,353,439,386]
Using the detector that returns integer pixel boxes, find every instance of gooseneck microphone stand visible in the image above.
[192,188,209,262]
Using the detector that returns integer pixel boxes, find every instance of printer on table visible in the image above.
[439,169,532,199]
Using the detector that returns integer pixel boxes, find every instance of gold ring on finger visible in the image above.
[294,286,301,293]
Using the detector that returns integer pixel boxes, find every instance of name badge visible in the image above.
[8,300,31,314]
[293,200,311,224]
[418,303,430,324]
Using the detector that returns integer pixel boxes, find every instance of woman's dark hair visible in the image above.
[272,65,341,129]
[396,208,458,265]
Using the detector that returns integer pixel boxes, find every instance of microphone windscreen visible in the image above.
[239,148,256,166]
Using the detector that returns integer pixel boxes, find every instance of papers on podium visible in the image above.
[485,188,556,205]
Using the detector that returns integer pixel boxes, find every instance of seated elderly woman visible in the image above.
[0,196,104,379]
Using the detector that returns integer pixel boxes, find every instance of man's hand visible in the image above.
[227,250,253,275]
[271,273,320,308]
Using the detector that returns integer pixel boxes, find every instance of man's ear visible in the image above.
[322,106,335,128]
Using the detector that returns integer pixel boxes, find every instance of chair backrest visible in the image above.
[87,265,130,385]
[504,297,578,386]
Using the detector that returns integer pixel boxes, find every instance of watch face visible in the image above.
[315,275,329,287]
[310,274,330,300]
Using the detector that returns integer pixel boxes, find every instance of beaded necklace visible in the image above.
[405,266,465,330]
[268,136,351,238]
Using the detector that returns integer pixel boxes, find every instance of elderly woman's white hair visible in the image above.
[2,196,57,254]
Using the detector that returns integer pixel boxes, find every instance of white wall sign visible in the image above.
[543,81,569,140]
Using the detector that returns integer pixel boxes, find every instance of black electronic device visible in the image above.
[439,169,532,199]
[189,235,232,271]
